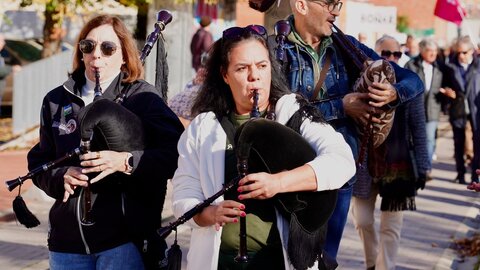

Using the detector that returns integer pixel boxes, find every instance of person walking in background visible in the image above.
[171,25,355,269]
[0,34,22,115]
[352,35,429,270]
[168,66,206,127]
[190,15,214,72]
[405,38,445,180]
[375,35,408,67]
[27,15,183,269]
[403,34,419,58]
[358,32,368,44]
[442,36,480,184]
[275,0,424,263]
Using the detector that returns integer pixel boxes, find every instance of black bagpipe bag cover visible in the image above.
[77,98,145,152]
[234,118,338,269]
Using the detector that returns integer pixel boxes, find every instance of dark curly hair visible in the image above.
[191,29,291,118]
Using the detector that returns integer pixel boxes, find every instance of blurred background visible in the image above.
[1,0,479,141]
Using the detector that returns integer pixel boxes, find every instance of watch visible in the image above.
[125,153,133,174]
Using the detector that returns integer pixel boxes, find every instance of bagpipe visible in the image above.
[158,27,338,269]
[4,10,174,228]
[330,24,396,169]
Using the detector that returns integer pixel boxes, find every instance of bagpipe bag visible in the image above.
[234,118,338,270]
[77,98,145,152]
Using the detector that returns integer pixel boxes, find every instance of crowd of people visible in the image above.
[21,0,480,269]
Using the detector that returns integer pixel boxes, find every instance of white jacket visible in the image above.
[171,93,355,269]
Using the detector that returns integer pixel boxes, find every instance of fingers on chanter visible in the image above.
[220,201,245,218]
[80,151,101,161]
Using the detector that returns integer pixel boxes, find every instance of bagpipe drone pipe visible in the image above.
[4,10,173,228]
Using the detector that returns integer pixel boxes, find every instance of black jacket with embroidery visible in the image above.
[27,71,184,254]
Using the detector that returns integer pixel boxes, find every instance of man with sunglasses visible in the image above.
[405,38,446,182]
[267,0,424,266]
[375,37,410,68]
[442,36,480,185]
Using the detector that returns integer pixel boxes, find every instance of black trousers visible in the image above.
[451,116,480,183]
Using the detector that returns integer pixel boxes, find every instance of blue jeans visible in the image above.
[50,242,144,270]
[324,184,353,259]
[426,121,438,168]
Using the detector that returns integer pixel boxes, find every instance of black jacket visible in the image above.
[443,56,480,130]
[27,71,184,254]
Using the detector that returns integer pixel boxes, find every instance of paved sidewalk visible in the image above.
[1,119,479,269]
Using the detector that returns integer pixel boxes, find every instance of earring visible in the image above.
[81,58,84,61]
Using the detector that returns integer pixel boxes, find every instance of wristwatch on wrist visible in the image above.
[125,153,133,174]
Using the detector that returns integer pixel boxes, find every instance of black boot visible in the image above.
[455,174,466,184]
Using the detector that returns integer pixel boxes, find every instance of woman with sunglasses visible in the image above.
[27,15,183,269]
[171,25,355,269]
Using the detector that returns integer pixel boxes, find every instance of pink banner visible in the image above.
[434,0,467,26]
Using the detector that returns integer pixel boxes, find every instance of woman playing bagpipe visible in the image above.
[26,15,183,269]
[170,25,355,270]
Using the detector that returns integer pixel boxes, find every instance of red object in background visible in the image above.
[195,0,217,20]
[434,0,467,26]
[467,182,480,192]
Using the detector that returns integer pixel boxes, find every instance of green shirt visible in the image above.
[219,113,284,269]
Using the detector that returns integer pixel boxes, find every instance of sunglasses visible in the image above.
[222,25,268,40]
[381,50,402,59]
[309,0,343,12]
[459,50,471,55]
[79,39,118,56]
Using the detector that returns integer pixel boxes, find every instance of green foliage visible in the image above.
[19,0,33,7]
[1,14,13,26]
[118,0,152,7]
[397,15,409,33]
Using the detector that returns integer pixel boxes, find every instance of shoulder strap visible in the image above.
[311,53,331,102]
[217,115,236,147]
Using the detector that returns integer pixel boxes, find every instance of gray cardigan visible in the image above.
[405,56,444,122]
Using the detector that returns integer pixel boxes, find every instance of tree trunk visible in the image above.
[41,1,65,58]
[135,2,149,42]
